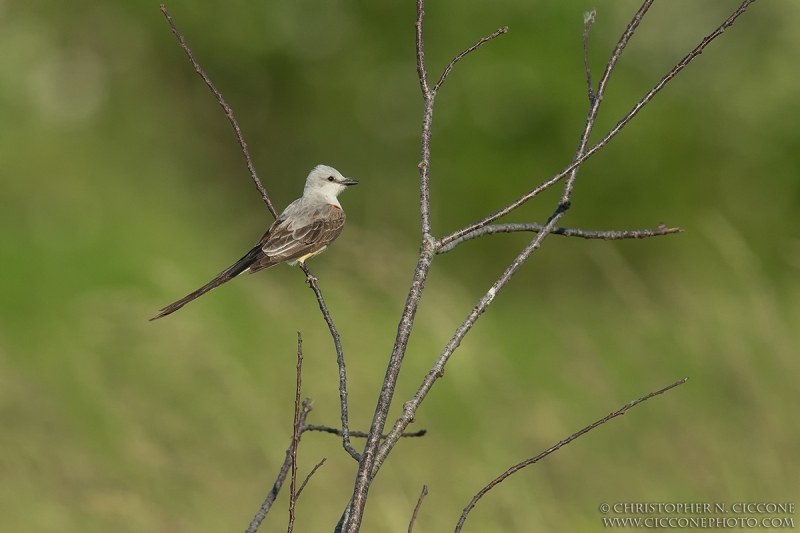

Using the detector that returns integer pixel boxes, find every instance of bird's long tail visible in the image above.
[149,245,263,321]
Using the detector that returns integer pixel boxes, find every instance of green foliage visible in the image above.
[0,0,798,531]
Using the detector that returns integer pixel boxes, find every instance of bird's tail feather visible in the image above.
[149,246,262,321]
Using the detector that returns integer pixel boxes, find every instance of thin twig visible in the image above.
[287,332,304,533]
[562,0,656,205]
[159,4,278,218]
[304,425,427,439]
[299,264,359,461]
[415,0,431,100]
[454,378,689,533]
[437,223,682,254]
[295,458,327,501]
[245,398,312,533]
[433,27,508,93]
[408,485,429,533]
[583,9,597,104]
[438,0,756,250]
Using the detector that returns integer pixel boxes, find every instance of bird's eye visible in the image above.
[327,176,335,182]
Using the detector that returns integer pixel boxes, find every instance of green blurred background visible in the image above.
[1,0,799,531]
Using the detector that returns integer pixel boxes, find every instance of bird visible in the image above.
[150,165,358,320]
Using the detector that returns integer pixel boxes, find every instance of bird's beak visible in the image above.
[342,178,359,186]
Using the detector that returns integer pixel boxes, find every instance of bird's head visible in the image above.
[304,165,359,200]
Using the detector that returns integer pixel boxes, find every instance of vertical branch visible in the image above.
[560,0,655,206]
[416,0,434,238]
[583,9,597,104]
[346,2,438,528]
[345,5,507,531]
[287,332,304,533]
[300,264,359,460]
[245,398,313,533]
[159,5,278,218]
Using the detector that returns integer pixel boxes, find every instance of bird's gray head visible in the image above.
[303,165,358,201]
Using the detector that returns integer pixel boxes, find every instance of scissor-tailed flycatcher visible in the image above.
[150,165,358,320]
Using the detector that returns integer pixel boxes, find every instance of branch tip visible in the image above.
[159,4,278,218]
[454,377,689,532]
[408,485,429,533]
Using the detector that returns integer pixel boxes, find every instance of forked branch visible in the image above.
[245,398,312,533]
[345,3,508,529]
[349,1,755,531]
[374,0,663,481]
[439,0,757,249]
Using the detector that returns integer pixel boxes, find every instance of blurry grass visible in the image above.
[1,0,799,531]
[1,221,798,532]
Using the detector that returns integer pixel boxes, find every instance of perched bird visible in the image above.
[150,165,358,320]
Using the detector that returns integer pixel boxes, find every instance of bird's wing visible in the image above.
[249,203,346,273]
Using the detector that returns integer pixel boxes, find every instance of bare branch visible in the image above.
[295,458,327,501]
[348,1,439,523]
[437,223,682,254]
[433,27,508,93]
[373,209,568,477]
[347,9,510,530]
[454,378,689,533]
[415,0,431,100]
[408,485,429,533]
[303,425,427,439]
[583,9,597,104]
[580,0,757,185]
[345,2,756,531]
[438,0,756,250]
[299,264,359,461]
[245,398,312,533]
[563,0,656,205]
[415,0,434,237]
[287,333,304,533]
[347,247,435,531]
[159,5,278,219]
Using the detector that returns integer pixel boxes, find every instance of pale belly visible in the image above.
[287,245,328,266]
